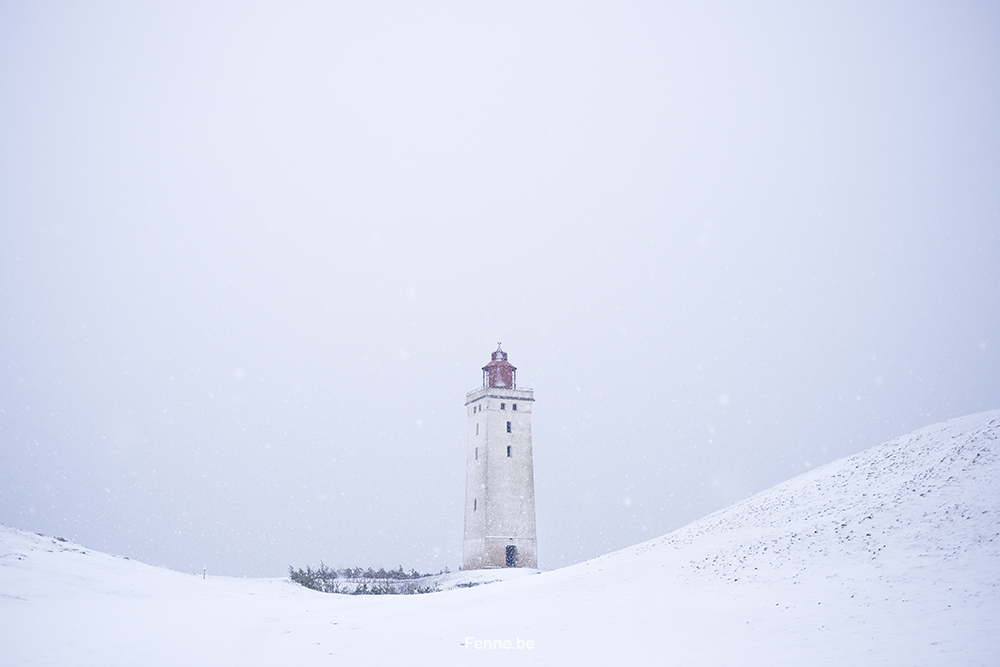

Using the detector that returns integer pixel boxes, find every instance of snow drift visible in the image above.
[2,410,998,665]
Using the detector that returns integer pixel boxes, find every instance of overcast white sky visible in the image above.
[2,2,998,576]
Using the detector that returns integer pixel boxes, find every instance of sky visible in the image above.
[1,1,998,577]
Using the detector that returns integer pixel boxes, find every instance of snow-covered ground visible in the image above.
[2,410,998,665]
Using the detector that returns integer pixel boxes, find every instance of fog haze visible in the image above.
[2,2,998,576]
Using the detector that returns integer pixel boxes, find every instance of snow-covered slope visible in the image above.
[2,411,998,666]
[602,408,999,583]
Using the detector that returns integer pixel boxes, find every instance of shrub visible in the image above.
[289,563,439,595]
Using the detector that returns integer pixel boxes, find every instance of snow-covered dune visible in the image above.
[2,411,998,666]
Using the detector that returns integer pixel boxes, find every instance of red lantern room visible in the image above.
[482,343,517,389]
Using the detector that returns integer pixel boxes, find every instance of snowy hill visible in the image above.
[2,411,998,666]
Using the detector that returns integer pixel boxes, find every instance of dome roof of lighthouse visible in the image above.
[482,343,517,388]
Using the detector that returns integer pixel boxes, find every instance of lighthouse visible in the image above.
[462,344,537,569]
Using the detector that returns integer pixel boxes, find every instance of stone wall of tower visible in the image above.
[463,385,537,569]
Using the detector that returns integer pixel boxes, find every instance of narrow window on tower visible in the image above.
[501,403,506,410]
[507,445,512,457]
[476,423,479,435]
[512,403,517,411]
[506,421,512,433]
[474,498,477,511]
[475,447,478,460]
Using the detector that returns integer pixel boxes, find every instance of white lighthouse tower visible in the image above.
[463,344,537,569]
